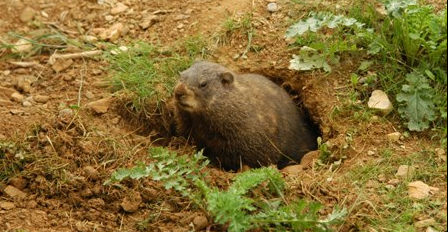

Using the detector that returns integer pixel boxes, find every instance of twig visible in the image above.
[9,61,46,69]
[77,60,87,107]
[48,50,102,64]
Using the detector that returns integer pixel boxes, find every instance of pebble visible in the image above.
[408,181,431,200]
[85,91,94,99]
[193,215,208,230]
[0,201,16,210]
[82,166,99,181]
[33,95,50,103]
[16,76,32,93]
[88,97,113,114]
[51,59,74,73]
[11,92,24,102]
[395,165,414,179]
[110,2,129,15]
[4,185,27,198]
[387,132,401,143]
[81,35,98,43]
[139,15,159,29]
[105,15,114,21]
[99,23,126,42]
[267,3,279,12]
[11,38,33,53]
[22,101,33,107]
[20,7,35,22]
[367,90,393,116]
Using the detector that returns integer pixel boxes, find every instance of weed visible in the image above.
[106,147,346,231]
[348,149,447,231]
[286,0,447,133]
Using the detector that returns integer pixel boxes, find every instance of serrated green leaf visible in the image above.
[396,71,436,131]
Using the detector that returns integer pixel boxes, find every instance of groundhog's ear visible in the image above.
[219,72,234,86]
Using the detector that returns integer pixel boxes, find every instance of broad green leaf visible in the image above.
[397,71,436,131]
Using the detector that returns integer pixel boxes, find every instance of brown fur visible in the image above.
[173,61,317,170]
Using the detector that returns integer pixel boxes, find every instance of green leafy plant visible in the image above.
[286,12,364,72]
[106,147,346,231]
[286,1,447,133]
[396,71,436,131]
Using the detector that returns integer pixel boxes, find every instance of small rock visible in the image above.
[22,101,32,107]
[395,165,414,179]
[192,215,208,230]
[20,7,35,22]
[11,92,24,103]
[367,90,393,116]
[426,227,438,232]
[408,181,431,200]
[99,23,126,42]
[387,132,401,143]
[16,76,33,93]
[51,59,74,73]
[85,91,94,99]
[92,69,103,75]
[88,97,113,114]
[177,23,184,29]
[105,15,114,21]
[0,201,16,210]
[33,95,50,103]
[110,2,129,15]
[370,115,379,121]
[267,3,279,12]
[82,166,99,181]
[281,164,303,176]
[10,109,25,115]
[81,35,98,43]
[139,15,159,29]
[4,185,27,198]
[12,38,33,53]
[63,75,73,81]
[367,150,375,155]
[414,218,436,228]
[121,192,142,212]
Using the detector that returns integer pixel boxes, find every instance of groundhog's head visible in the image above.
[173,61,235,112]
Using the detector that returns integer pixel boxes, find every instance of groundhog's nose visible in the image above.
[174,83,187,100]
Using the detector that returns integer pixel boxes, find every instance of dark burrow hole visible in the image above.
[116,69,322,166]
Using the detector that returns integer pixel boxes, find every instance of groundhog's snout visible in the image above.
[174,83,187,101]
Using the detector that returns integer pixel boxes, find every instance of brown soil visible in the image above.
[0,0,446,232]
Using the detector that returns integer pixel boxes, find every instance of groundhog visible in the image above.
[173,61,317,171]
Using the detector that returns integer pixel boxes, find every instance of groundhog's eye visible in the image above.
[199,82,208,89]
